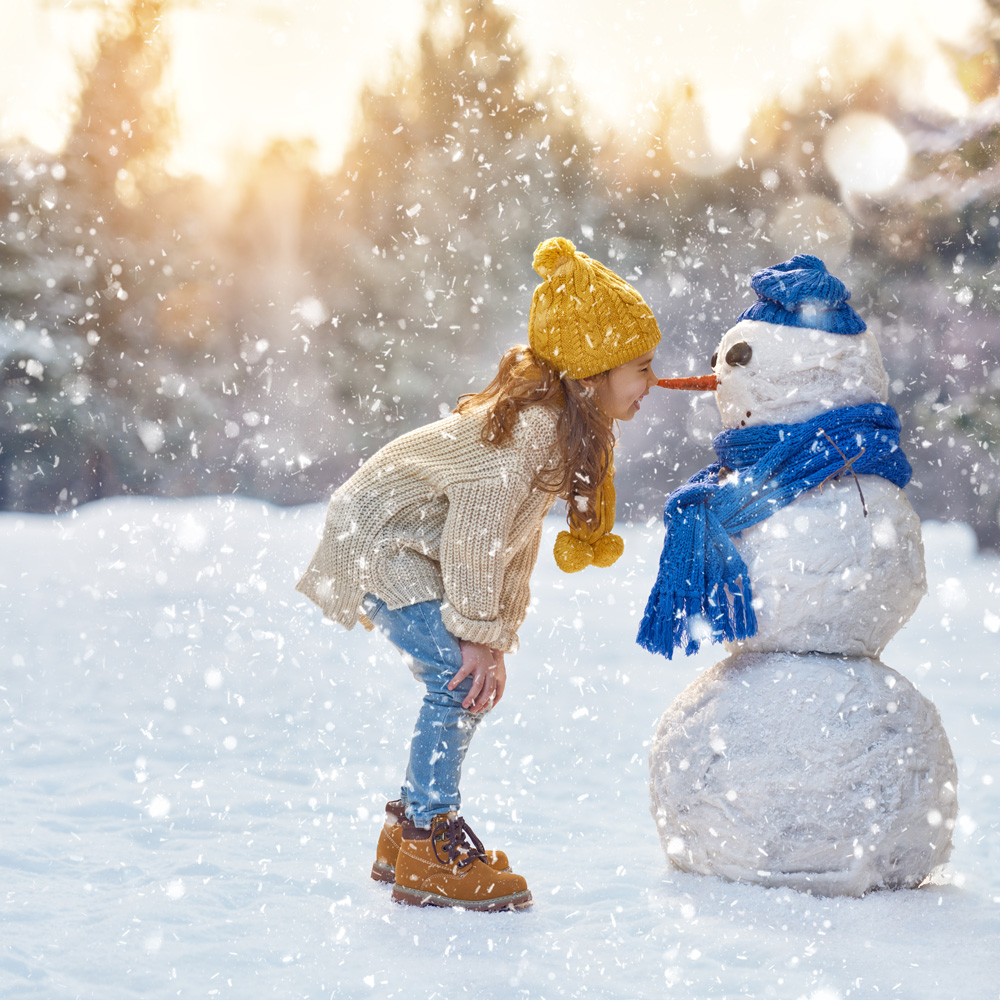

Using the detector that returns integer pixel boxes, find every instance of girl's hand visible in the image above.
[451,641,506,712]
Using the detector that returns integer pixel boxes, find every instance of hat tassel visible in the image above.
[553,470,624,572]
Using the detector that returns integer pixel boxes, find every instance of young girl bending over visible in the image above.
[296,237,660,911]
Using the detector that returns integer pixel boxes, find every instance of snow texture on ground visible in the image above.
[1,496,998,999]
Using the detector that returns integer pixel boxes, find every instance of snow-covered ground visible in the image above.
[2,496,998,1000]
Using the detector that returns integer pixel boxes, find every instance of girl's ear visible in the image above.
[578,369,607,389]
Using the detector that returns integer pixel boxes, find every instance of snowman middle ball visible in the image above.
[727,475,925,657]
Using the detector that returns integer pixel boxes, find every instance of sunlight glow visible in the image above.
[0,0,990,179]
[823,112,910,195]
[666,95,736,177]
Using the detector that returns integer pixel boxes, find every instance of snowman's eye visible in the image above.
[725,341,753,367]
[711,351,718,368]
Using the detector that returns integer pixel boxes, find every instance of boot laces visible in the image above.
[432,816,488,869]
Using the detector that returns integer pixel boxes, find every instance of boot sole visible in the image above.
[391,885,532,912]
[370,860,395,884]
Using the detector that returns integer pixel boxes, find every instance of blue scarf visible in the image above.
[636,403,912,659]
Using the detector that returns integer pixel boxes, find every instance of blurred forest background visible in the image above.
[2,0,1000,547]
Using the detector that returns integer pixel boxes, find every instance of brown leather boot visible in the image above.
[391,813,531,911]
[370,800,510,884]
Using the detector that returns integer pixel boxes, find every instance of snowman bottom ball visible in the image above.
[650,652,957,897]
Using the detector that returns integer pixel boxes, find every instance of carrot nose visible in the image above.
[656,374,718,391]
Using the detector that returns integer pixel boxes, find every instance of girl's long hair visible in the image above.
[454,345,614,535]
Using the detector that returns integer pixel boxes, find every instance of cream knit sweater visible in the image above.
[295,404,561,653]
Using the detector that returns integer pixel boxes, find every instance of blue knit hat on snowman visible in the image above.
[737,253,866,335]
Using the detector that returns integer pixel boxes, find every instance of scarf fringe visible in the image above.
[637,552,758,660]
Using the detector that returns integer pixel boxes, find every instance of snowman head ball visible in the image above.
[712,254,889,430]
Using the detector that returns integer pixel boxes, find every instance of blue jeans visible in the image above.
[362,595,488,828]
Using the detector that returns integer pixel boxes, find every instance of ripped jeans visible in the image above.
[361,595,489,828]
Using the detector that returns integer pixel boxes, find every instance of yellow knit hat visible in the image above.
[528,237,661,379]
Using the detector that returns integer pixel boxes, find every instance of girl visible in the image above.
[296,237,660,911]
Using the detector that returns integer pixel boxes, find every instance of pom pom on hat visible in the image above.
[553,530,625,572]
[553,531,597,572]
[592,532,625,566]
[532,236,577,279]
[528,237,661,379]
[737,253,866,335]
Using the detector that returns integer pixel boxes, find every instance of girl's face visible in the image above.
[591,349,659,421]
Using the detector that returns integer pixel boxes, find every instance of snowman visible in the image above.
[639,255,958,897]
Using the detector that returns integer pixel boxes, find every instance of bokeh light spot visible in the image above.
[823,111,909,194]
